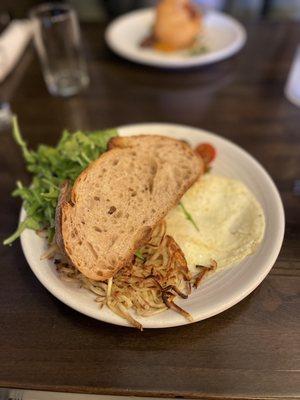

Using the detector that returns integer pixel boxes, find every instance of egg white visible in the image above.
[166,174,265,275]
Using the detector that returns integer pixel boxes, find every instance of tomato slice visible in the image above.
[195,143,216,165]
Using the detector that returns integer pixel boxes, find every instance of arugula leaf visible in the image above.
[179,202,199,232]
[4,116,118,245]
[135,250,145,262]
[11,116,35,163]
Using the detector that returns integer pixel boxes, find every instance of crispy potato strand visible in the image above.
[54,221,217,329]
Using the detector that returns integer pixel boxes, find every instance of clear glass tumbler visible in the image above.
[30,3,89,97]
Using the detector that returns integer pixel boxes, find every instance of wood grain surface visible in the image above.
[0,21,299,400]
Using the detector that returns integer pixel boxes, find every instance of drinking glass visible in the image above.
[30,3,89,97]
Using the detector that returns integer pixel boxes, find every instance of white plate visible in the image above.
[20,123,284,329]
[105,8,247,68]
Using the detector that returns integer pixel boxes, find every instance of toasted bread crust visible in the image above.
[55,180,72,255]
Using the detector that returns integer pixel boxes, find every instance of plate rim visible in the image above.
[105,8,247,68]
[20,122,285,329]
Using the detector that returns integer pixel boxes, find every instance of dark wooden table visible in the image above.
[0,21,299,400]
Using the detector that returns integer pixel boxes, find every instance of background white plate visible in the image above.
[105,8,247,68]
[20,124,284,329]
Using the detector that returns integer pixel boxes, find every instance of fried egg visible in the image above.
[166,174,265,275]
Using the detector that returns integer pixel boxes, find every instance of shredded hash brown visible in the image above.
[45,220,217,330]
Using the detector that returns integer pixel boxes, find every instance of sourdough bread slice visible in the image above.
[58,135,203,281]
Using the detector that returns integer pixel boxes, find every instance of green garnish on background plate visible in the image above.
[4,116,118,245]
[188,44,208,56]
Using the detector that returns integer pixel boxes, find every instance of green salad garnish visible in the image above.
[179,202,199,232]
[4,116,118,245]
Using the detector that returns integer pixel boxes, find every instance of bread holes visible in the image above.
[69,192,76,206]
[149,182,154,194]
[131,191,137,197]
[108,206,116,215]
[107,254,117,266]
[109,235,117,248]
[93,226,102,233]
[148,163,157,194]
[182,164,190,171]
[112,159,119,166]
[94,196,100,201]
[87,242,98,259]
[150,161,158,176]
[81,220,85,225]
